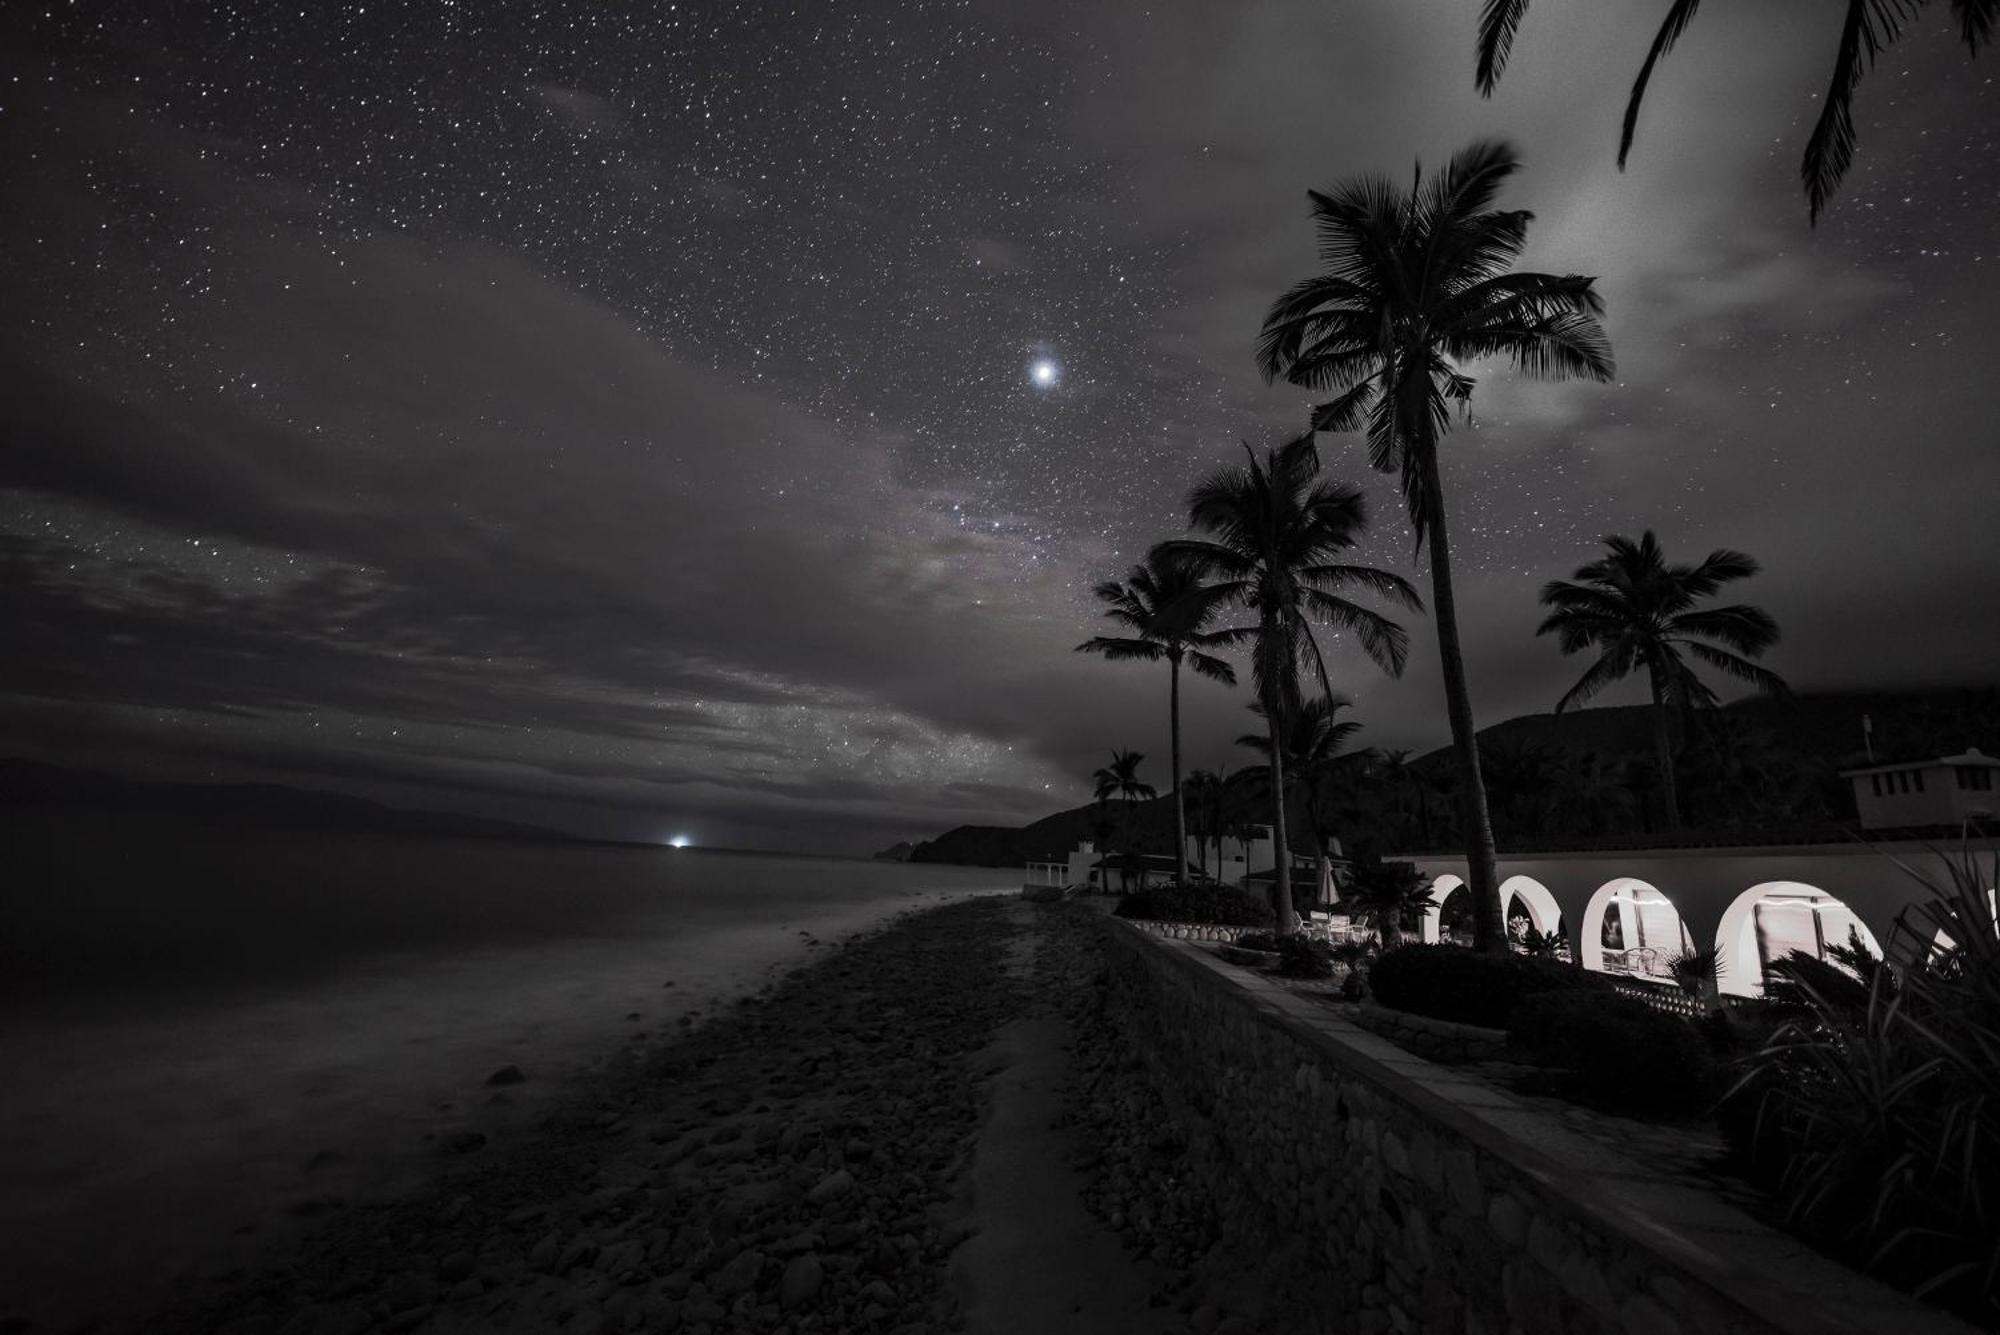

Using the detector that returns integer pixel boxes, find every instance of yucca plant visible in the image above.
[1664,944,1724,1011]
[1729,840,2000,1320]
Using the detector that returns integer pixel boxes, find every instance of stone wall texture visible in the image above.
[1098,918,1976,1335]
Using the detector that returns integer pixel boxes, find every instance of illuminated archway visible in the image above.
[1714,881,1884,997]
[1419,874,1464,945]
[1500,875,1565,955]
[1578,877,1692,980]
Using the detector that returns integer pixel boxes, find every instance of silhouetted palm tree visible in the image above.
[1182,768,1226,880]
[1474,0,1997,222]
[1257,140,1613,953]
[1091,749,1157,892]
[1238,696,1364,909]
[1166,435,1419,934]
[1078,545,1240,887]
[1344,858,1435,950]
[1536,531,1789,833]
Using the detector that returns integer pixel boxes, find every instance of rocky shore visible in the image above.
[138,895,1023,1335]
[117,897,1285,1335]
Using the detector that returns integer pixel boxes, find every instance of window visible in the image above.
[1915,769,1925,793]
[1962,766,1996,793]
[1871,774,1882,797]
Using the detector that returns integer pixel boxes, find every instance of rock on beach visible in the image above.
[151,896,1036,1335]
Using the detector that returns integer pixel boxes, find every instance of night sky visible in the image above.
[3,3,1995,853]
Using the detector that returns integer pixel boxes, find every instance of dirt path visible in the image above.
[951,904,1181,1335]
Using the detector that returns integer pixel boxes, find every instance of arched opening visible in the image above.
[1419,874,1463,945]
[1578,877,1692,982]
[1500,875,1567,958]
[1714,881,1885,998]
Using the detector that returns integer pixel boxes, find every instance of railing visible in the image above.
[1023,862,1068,887]
[1608,979,1752,1018]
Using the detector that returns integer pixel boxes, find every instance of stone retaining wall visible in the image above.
[1098,917,1974,1335]
[1122,919,1250,943]
[1352,999,1509,1064]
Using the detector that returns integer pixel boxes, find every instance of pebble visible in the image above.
[147,900,1061,1335]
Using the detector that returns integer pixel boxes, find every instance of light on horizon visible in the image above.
[668,834,692,848]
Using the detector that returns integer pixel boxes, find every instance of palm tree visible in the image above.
[1474,0,1997,222]
[1343,858,1436,950]
[1536,531,1789,833]
[1256,140,1613,953]
[1078,546,1239,887]
[1238,696,1365,910]
[1091,749,1157,892]
[1182,768,1226,881]
[1166,435,1419,935]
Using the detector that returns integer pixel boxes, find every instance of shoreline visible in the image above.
[0,879,1006,1335]
[147,894,1037,1335]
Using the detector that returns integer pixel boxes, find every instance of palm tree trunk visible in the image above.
[1267,696,1296,935]
[1170,655,1188,886]
[1420,448,1505,954]
[1311,828,1331,911]
[1649,668,1682,833]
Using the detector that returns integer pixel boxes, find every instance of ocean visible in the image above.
[0,812,1013,1330]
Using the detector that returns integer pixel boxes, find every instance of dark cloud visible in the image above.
[0,2,1993,851]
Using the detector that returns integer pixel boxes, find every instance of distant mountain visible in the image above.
[1435,689,1998,776]
[871,841,916,862]
[904,688,2000,867]
[0,758,585,844]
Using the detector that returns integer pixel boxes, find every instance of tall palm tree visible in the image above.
[1256,140,1613,953]
[1182,768,1226,881]
[1238,696,1365,909]
[1474,0,1997,222]
[1165,436,1419,935]
[1078,546,1240,887]
[1091,749,1157,892]
[1536,531,1789,833]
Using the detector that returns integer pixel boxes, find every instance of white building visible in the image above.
[1025,830,1328,898]
[1839,747,2000,830]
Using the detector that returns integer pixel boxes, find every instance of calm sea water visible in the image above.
[0,812,1012,1330]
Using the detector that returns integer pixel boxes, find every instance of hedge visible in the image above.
[1367,943,1607,1028]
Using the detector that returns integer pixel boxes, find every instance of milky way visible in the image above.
[2,3,1995,851]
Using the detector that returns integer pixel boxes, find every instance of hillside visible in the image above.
[906,688,2000,867]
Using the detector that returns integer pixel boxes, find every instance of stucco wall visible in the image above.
[1097,917,1974,1335]
[1410,841,1998,996]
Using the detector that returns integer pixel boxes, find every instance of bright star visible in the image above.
[1029,359,1058,387]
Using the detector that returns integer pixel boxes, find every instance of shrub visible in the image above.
[1367,943,1608,1028]
[1114,882,1274,927]
[1277,935,1337,979]
[1232,931,1281,953]
[1508,991,1716,1117]
[1723,844,2000,1321]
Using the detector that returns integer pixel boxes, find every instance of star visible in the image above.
[1029,358,1059,388]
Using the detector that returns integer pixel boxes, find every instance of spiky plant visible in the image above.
[1730,840,2000,1318]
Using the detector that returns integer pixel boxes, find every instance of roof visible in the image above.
[1839,746,1999,778]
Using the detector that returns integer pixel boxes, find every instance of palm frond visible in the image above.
[1617,0,1710,168]
[1802,0,1921,222]
[1683,640,1792,697]
[1474,0,1535,94]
